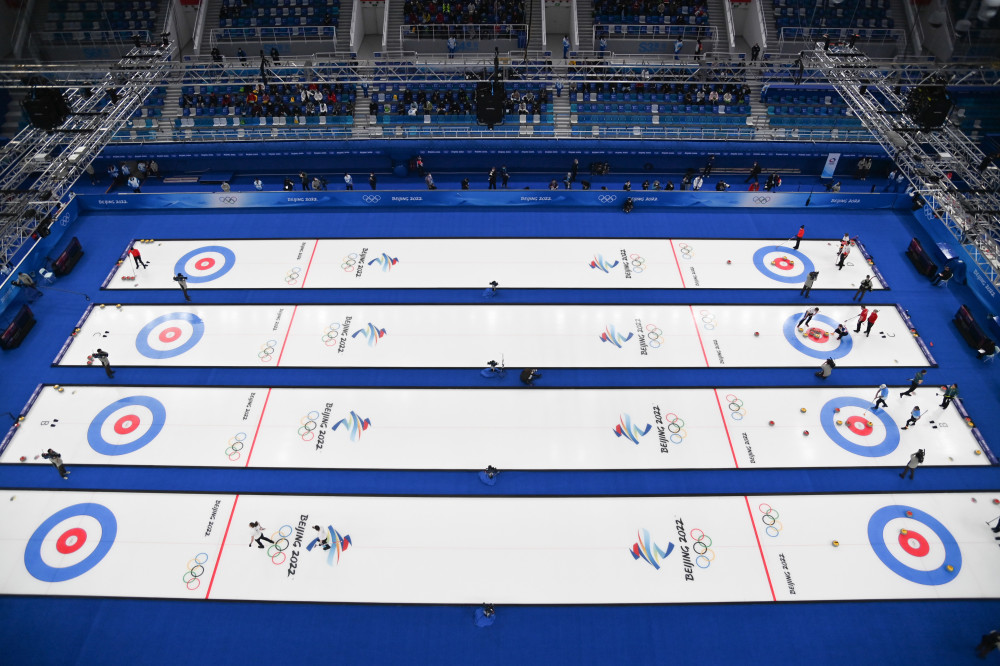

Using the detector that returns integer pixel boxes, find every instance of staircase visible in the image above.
[575,1,593,51]
[336,1,354,53]
[385,0,405,53]
[746,79,770,132]
[157,81,183,141]
[200,0,225,53]
[551,74,571,137]
[705,0,732,55]
[527,0,544,52]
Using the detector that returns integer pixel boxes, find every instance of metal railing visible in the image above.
[723,0,736,50]
[777,27,907,56]
[593,24,716,48]
[400,23,526,41]
[755,0,768,50]
[209,26,337,47]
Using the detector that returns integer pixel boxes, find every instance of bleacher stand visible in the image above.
[567,66,749,134]
[762,85,864,130]
[372,79,551,134]
[771,0,896,42]
[403,0,526,30]
[218,0,340,35]
[43,0,160,43]
[175,76,355,131]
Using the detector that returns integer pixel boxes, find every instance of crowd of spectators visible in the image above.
[574,80,750,106]
[592,0,709,24]
[402,0,525,27]
[371,85,547,117]
[218,0,339,26]
[181,82,355,117]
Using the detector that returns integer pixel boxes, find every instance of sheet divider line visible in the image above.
[668,238,687,288]
[243,387,272,467]
[712,388,740,469]
[300,239,320,288]
[204,494,239,600]
[275,306,298,367]
[688,305,711,367]
[744,495,777,602]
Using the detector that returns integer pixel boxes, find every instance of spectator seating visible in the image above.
[949,88,1000,135]
[593,0,709,26]
[42,0,160,43]
[569,81,750,131]
[762,86,864,129]
[218,0,340,32]
[176,77,355,129]
[772,0,895,39]
[402,0,526,29]
[371,81,552,134]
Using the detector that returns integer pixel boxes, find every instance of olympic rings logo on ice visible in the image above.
[217,196,238,205]
[758,503,783,538]
[341,253,359,272]
[362,195,381,204]
[285,267,302,284]
[645,324,664,349]
[225,432,247,461]
[629,253,646,273]
[689,528,716,568]
[678,242,694,260]
[752,196,772,204]
[183,552,209,590]
[258,339,277,363]
[699,309,717,331]
[725,394,747,421]
[267,525,293,565]
[613,413,653,444]
[598,195,617,203]
[662,412,688,445]
[322,323,342,346]
[298,411,320,441]
[630,527,674,570]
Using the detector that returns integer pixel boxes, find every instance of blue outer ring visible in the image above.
[24,503,117,582]
[867,505,961,585]
[752,245,816,283]
[87,396,167,455]
[819,396,900,457]
[135,312,205,359]
[174,245,236,283]
[782,313,854,360]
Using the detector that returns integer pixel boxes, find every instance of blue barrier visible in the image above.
[96,138,890,177]
[76,190,906,211]
[0,197,80,317]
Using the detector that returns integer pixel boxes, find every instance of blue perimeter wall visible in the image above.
[97,138,890,174]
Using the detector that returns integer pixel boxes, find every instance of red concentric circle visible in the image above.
[846,415,874,436]
[158,327,182,343]
[898,529,930,557]
[114,414,140,435]
[194,257,216,270]
[56,527,88,554]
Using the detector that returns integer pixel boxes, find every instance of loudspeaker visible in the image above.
[22,89,70,131]
[476,80,506,129]
[905,86,953,130]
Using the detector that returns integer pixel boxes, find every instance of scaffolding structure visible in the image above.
[809,42,1000,289]
[0,44,175,270]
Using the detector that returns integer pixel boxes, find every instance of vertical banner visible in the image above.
[821,153,841,179]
